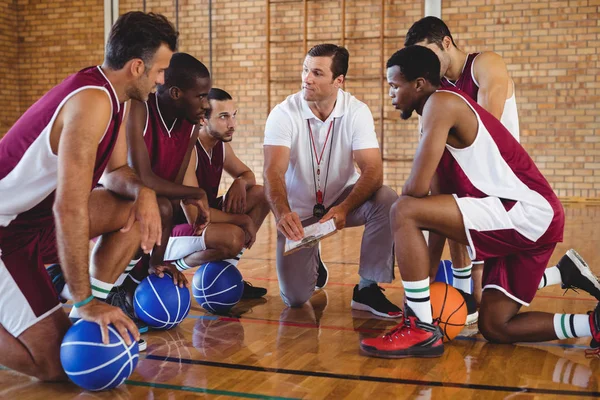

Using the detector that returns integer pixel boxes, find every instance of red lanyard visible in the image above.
[307,120,334,170]
[307,119,335,204]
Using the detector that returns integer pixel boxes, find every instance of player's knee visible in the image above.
[34,356,68,382]
[390,195,415,229]
[156,197,173,222]
[478,313,514,344]
[222,226,245,258]
[249,185,267,202]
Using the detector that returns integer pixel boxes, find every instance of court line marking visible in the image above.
[125,380,298,400]
[143,354,600,397]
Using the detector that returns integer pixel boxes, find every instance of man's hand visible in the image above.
[148,263,189,288]
[277,211,304,241]
[120,188,162,254]
[319,205,348,231]
[240,216,257,249]
[223,179,247,214]
[183,196,210,233]
[77,299,140,345]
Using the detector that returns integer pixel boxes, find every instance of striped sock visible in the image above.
[553,314,591,339]
[90,278,114,300]
[224,249,245,267]
[538,266,562,289]
[452,264,472,294]
[175,258,193,271]
[114,258,141,287]
[403,277,432,323]
[69,278,114,319]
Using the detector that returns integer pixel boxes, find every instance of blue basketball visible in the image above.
[192,260,244,314]
[60,320,138,391]
[434,260,454,285]
[133,273,191,330]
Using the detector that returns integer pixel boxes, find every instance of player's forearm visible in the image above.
[264,171,292,220]
[338,166,383,213]
[101,165,152,200]
[236,171,256,190]
[141,172,207,201]
[52,204,92,302]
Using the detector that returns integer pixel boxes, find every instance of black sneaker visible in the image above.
[456,289,479,326]
[351,284,403,319]
[106,286,149,334]
[46,263,67,303]
[315,244,329,289]
[241,281,267,299]
[557,249,600,301]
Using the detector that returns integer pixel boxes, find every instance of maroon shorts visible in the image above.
[0,221,61,337]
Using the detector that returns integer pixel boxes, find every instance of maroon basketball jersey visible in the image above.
[435,87,563,244]
[0,66,124,227]
[143,93,196,182]
[440,53,480,101]
[195,140,224,208]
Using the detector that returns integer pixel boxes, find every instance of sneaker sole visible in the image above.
[360,343,444,359]
[566,249,600,297]
[350,300,403,319]
[466,311,479,326]
[315,251,329,290]
[138,339,147,352]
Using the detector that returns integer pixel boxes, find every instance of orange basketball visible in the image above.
[430,282,467,341]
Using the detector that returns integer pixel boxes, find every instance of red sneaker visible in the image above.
[360,316,444,358]
[586,302,600,358]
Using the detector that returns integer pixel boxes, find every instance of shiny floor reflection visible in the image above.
[3,205,600,399]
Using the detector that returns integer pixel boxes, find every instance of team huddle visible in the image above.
[1,11,600,383]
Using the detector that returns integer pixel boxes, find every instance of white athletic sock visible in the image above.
[60,285,73,301]
[538,266,563,289]
[114,258,141,287]
[174,258,193,271]
[553,314,591,339]
[90,278,114,300]
[403,278,432,323]
[452,264,472,294]
[224,249,245,267]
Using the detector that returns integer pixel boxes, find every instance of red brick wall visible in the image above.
[0,0,20,135]
[3,0,600,198]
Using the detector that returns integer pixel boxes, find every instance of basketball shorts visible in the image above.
[0,220,61,337]
[163,223,207,261]
[453,195,561,306]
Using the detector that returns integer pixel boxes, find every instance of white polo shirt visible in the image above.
[264,89,380,220]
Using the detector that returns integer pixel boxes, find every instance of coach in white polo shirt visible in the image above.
[263,43,400,318]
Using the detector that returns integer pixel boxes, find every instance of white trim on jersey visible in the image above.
[0,86,113,227]
[143,101,150,137]
[440,90,554,243]
[96,66,120,113]
[155,94,177,136]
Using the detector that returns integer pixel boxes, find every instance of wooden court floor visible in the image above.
[2,204,600,399]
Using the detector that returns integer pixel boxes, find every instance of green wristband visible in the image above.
[73,295,95,308]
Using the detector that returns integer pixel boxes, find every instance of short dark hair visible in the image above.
[162,53,210,91]
[105,12,179,70]
[205,88,233,119]
[404,16,457,49]
[307,44,349,79]
[386,46,441,87]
